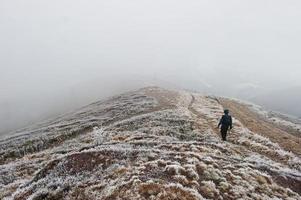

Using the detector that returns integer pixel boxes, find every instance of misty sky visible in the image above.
[1,0,301,134]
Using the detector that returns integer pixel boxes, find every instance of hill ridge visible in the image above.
[0,87,300,199]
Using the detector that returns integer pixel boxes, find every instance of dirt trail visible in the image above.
[219,98,301,156]
[188,95,300,162]
[188,95,217,135]
[188,95,301,195]
[188,94,252,157]
[188,94,237,142]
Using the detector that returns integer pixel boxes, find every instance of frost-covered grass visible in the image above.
[0,92,159,165]
[0,87,300,199]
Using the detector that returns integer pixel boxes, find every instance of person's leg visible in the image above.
[222,131,227,141]
[221,127,227,141]
[223,129,227,141]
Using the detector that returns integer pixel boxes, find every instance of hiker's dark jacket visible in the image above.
[218,114,233,129]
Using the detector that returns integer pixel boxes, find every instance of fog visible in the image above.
[1,0,301,134]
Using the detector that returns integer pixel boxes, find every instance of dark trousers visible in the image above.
[220,126,229,141]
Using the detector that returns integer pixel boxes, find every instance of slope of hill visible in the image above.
[251,86,301,118]
[0,87,300,200]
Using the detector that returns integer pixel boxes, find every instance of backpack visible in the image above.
[222,115,232,126]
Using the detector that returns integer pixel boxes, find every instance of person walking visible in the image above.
[218,109,233,141]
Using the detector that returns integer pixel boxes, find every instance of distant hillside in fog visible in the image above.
[251,86,301,118]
